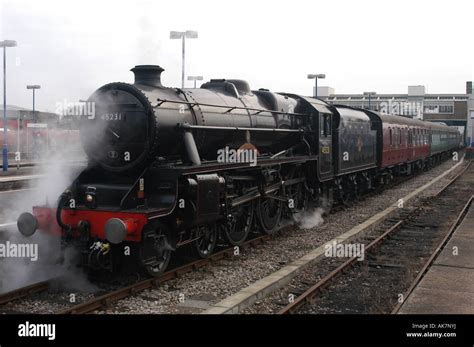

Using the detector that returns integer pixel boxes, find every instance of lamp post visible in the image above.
[170,31,198,88]
[1,40,17,172]
[26,85,41,122]
[364,92,376,110]
[307,74,326,98]
[27,85,41,159]
[187,75,203,88]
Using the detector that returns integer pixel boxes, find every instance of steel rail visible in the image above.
[278,160,471,314]
[391,194,474,314]
[277,220,403,314]
[57,235,270,314]
[0,280,51,305]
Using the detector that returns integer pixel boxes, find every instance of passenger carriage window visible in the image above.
[389,128,393,146]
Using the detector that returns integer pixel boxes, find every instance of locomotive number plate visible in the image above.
[100,113,124,121]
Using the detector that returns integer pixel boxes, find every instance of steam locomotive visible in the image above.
[17,65,461,276]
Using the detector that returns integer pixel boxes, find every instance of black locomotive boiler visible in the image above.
[17,65,460,276]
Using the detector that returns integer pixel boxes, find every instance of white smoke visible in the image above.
[0,146,97,294]
[293,207,326,229]
[0,227,96,294]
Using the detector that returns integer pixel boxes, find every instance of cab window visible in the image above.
[320,114,331,137]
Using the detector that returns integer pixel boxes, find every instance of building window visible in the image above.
[438,105,453,113]
[424,105,453,114]
[424,105,438,113]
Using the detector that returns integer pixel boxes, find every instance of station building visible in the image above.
[0,105,79,160]
[318,82,474,147]
[0,104,59,129]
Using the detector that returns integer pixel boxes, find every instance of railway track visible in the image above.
[57,235,270,314]
[391,196,473,314]
[0,160,86,192]
[0,234,271,313]
[5,159,86,169]
[0,280,51,305]
[277,161,472,314]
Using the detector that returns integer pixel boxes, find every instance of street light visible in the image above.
[363,92,376,110]
[170,30,198,88]
[307,74,326,98]
[187,75,203,88]
[1,39,17,172]
[26,85,41,122]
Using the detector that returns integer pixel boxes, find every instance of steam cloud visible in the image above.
[293,207,326,229]
[0,142,97,294]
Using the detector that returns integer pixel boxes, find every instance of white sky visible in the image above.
[1,0,473,112]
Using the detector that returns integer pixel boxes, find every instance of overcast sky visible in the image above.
[1,0,473,112]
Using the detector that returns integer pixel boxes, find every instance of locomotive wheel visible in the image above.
[257,190,283,234]
[223,201,254,246]
[194,225,217,258]
[139,225,172,277]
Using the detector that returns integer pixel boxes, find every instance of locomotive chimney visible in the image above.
[131,65,164,87]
